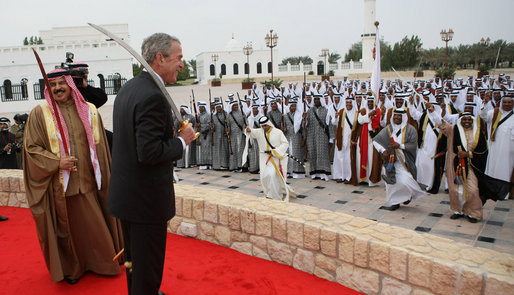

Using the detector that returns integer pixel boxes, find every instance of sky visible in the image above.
[1,0,513,62]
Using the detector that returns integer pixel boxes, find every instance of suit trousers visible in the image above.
[121,220,167,295]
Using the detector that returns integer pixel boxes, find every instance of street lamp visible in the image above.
[440,28,454,69]
[320,48,329,76]
[211,54,219,78]
[243,42,253,81]
[265,29,278,82]
[480,37,490,67]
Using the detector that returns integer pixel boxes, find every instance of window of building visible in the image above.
[221,64,226,76]
[233,63,239,75]
[257,62,262,74]
[244,63,249,75]
[210,64,215,76]
[267,62,272,73]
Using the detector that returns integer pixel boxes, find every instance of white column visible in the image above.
[361,0,376,73]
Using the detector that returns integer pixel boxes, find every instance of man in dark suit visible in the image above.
[108,33,195,295]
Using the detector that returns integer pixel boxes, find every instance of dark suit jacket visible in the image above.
[108,71,183,223]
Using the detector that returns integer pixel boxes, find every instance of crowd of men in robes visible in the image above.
[176,74,513,222]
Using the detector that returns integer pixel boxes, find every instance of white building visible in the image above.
[196,0,376,85]
[0,24,133,113]
[196,37,278,84]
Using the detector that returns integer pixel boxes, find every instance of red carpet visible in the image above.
[0,207,361,295]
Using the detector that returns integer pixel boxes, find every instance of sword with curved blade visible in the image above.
[88,22,196,136]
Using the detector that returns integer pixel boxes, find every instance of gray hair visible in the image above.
[141,33,180,64]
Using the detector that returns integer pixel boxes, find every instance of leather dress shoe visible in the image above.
[64,277,80,285]
[467,216,478,223]
[0,215,8,221]
[450,213,463,220]
[403,199,411,205]
[383,204,400,211]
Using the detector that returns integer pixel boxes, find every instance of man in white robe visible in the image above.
[481,94,514,199]
[373,109,425,210]
[415,102,442,190]
[332,97,358,183]
[243,116,295,201]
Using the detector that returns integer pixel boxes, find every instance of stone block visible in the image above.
[336,262,354,289]
[218,204,229,226]
[314,266,335,282]
[320,228,337,257]
[484,274,514,295]
[460,247,492,265]
[411,287,434,295]
[348,217,376,228]
[249,235,267,250]
[0,192,9,206]
[179,222,198,238]
[293,248,315,274]
[228,206,241,230]
[192,199,204,221]
[167,217,182,233]
[353,236,369,268]
[431,260,457,295]
[203,201,218,223]
[199,221,215,236]
[338,232,355,263]
[231,231,249,242]
[267,239,293,266]
[272,215,287,242]
[390,246,408,281]
[315,254,338,272]
[381,277,412,295]
[409,252,432,289]
[231,242,252,256]
[18,178,25,192]
[287,218,304,248]
[253,246,271,261]
[175,196,183,216]
[1,177,9,192]
[483,261,511,277]
[9,177,20,193]
[7,193,19,207]
[303,223,320,251]
[456,268,482,295]
[351,266,380,295]
[369,240,390,275]
[214,225,231,246]
[255,211,272,237]
[182,198,192,218]
[240,208,255,234]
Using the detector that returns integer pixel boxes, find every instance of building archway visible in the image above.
[317,61,325,76]
[97,74,105,91]
[3,79,13,100]
[20,78,28,98]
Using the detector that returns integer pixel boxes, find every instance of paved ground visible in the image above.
[2,81,513,255]
[174,165,514,255]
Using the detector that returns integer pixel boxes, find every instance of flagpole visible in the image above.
[370,21,381,100]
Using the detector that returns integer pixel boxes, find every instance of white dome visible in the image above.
[224,35,243,51]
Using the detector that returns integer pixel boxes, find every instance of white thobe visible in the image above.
[243,127,292,201]
[482,109,514,189]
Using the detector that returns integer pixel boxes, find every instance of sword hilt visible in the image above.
[179,119,200,140]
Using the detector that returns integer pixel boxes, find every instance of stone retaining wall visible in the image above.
[2,169,513,294]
